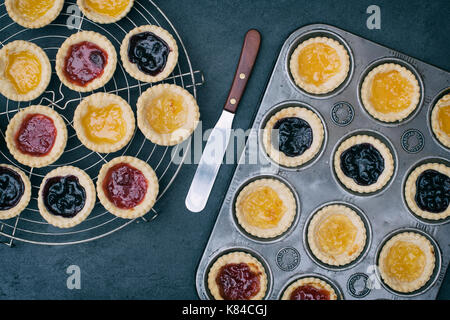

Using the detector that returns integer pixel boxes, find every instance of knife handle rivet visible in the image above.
[230,98,237,105]
[239,73,246,79]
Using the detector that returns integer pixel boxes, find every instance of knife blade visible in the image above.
[185,29,261,212]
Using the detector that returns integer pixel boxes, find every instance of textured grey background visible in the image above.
[0,0,449,299]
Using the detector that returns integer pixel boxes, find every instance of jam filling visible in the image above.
[0,167,24,211]
[64,41,108,87]
[290,284,331,300]
[15,113,57,157]
[272,117,313,157]
[103,163,148,209]
[43,175,86,218]
[415,170,449,213]
[216,263,261,300]
[128,32,170,76]
[340,143,385,186]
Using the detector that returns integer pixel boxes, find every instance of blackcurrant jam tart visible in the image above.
[281,277,338,300]
[120,25,179,83]
[38,166,96,228]
[263,107,324,167]
[404,162,449,221]
[208,251,268,300]
[6,105,68,168]
[0,164,31,220]
[307,204,366,266]
[136,84,200,146]
[77,0,134,24]
[378,232,435,293]
[0,40,51,102]
[74,93,135,153]
[56,31,117,92]
[431,94,450,148]
[5,0,64,29]
[289,37,350,94]
[361,63,420,123]
[235,178,296,239]
[97,156,159,219]
[334,135,394,194]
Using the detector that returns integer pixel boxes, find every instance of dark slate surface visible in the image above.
[0,0,449,299]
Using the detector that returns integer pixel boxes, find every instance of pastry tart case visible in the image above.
[0,0,204,246]
[196,24,449,300]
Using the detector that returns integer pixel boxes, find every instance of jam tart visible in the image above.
[120,25,179,83]
[334,135,394,194]
[74,93,135,153]
[431,94,450,148]
[404,163,449,221]
[0,164,31,220]
[77,0,134,24]
[137,83,200,146]
[56,31,117,92]
[290,37,350,94]
[281,277,338,300]
[235,178,296,239]
[6,0,64,29]
[361,63,420,123]
[208,251,267,300]
[307,204,366,266]
[38,166,96,228]
[378,232,435,293]
[0,40,51,102]
[6,105,68,168]
[263,107,324,167]
[97,156,159,219]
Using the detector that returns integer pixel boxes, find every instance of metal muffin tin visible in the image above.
[196,24,450,300]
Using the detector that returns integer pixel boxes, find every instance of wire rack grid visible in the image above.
[0,0,204,246]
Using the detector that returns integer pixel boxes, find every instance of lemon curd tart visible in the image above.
[77,0,134,24]
[74,93,135,153]
[6,0,64,29]
[361,63,420,123]
[235,178,296,239]
[137,83,199,146]
[307,204,366,266]
[0,41,51,102]
[289,37,350,94]
[378,232,435,293]
[431,94,450,148]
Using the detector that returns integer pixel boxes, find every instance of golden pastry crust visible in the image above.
[235,178,296,239]
[55,31,117,92]
[38,166,96,228]
[0,40,51,102]
[404,163,450,221]
[97,156,159,219]
[6,0,64,29]
[0,164,31,220]
[263,107,324,167]
[74,93,135,153]
[431,94,450,148]
[307,204,366,266]
[120,25,179,83]
[77,0,134,24]
[5,105,68,168]
[361,63,420,123]
[289,37,350,94]
[207,251,267,300]
[334,135,394,193]
[378,232,435,293]
[281,277,338,300]
[137,83,200,146]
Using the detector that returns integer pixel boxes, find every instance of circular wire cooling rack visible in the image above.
[0,0,204,246]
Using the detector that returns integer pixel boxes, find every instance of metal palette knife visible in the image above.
[185,29,261,212]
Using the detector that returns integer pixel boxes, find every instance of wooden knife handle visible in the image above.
[223,29,261,113]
